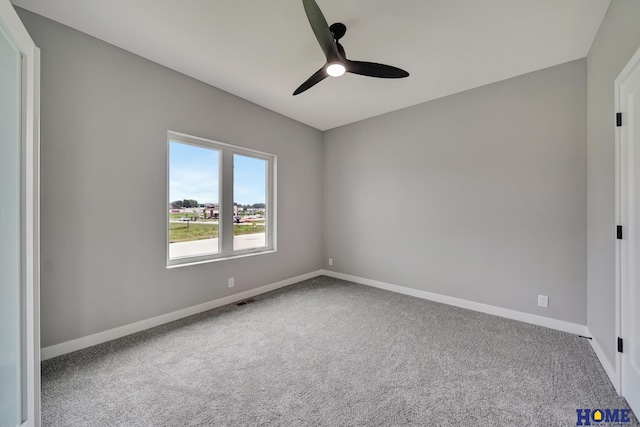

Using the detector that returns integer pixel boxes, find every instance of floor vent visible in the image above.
[236,298,256,306]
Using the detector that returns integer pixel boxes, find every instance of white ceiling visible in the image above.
[12,0,610,131]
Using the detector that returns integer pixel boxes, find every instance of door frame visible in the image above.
[0,1,40,425]
[615,44,640,402]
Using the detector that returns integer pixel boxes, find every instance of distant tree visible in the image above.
[171,200,183,209]
[181,199,199,208]
[251,203,266,209]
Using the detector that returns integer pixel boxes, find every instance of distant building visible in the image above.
[204,203,219,219]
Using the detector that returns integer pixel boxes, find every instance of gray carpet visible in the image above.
[42,276,638,426]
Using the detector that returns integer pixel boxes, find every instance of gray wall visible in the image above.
[586,0,640,366]
[21,4,634,353]
[324,59,587,324]
[17,9,324,348]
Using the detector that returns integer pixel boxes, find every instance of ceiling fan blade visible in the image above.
[346,61,409,78]
[302,0,340,62]
[293,67,328,95]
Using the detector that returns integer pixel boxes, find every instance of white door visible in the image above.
[618,45,640,418]
[0,1,40,426]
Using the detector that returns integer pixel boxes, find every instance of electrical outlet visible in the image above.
[228,278,234,288]
[328,258,333,266]
[537,294,548,308]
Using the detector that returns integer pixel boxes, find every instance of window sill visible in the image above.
[166,249,277,269]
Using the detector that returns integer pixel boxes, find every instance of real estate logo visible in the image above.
[576,408,633,425]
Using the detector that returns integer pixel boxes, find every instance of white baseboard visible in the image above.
[586,330,620,393]
[42,269,599,371]
[41,270,324,360]
[321,270,588,336]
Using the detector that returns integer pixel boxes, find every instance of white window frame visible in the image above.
[167,131,276,268]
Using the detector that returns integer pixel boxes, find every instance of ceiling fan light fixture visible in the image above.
[326,63,346,77]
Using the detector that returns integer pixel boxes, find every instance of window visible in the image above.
[167,131,275,267]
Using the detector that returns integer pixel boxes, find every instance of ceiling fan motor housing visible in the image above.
[329,22,346,40]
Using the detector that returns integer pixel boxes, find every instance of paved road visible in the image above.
[169,233,266,259]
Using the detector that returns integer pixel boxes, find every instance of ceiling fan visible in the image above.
[293,0,410,96]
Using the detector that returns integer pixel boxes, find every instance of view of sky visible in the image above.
[233,153,267,206]
[169,141,266,206]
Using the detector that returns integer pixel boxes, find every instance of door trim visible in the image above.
[0,1,40,425]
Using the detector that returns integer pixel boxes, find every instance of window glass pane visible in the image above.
[169,141,220,259]
[233,154,267,251]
